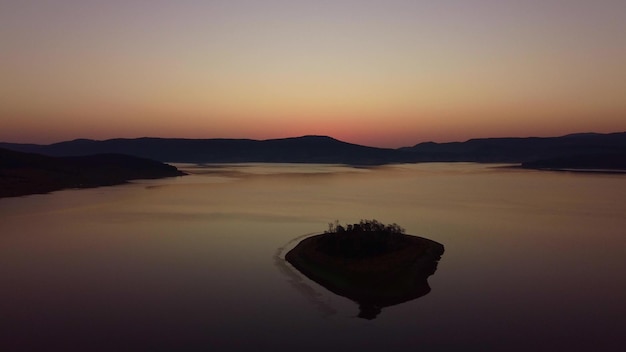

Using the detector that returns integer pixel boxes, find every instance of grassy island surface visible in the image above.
[285,220,444,319]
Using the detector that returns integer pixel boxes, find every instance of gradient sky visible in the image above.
[1,0,625,147]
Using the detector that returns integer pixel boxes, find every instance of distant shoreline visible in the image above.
[520,167,626,174]
[0,148,186,199]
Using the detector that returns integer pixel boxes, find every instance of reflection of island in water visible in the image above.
[286,220,444,319]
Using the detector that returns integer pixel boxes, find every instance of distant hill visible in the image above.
[0,135,416,165]
[0,148,185,198]
[400,132,626,163]
[1,132,625,167]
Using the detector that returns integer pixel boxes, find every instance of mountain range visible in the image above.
[2,132,625,166]
[2,132,625,197]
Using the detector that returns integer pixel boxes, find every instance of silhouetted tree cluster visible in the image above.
[320,219,407,258]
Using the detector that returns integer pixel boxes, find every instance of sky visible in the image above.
[1,0,625,148]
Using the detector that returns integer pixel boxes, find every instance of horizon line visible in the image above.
[2,130,625,150]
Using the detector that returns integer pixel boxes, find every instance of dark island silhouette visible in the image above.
[2,132,625,169]
[0,148,185,198]
[285,220,444,319]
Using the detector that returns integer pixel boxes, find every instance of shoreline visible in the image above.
[0,148,186,199]
[517,166,626,174]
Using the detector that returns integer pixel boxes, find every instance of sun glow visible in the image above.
[1,1,625,147]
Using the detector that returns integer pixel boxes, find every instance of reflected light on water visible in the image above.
[0,163,625,351]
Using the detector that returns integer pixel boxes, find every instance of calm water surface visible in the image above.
[1,163,625,351]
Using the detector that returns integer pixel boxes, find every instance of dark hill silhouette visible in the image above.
[400,132,626,163]
[0,136,414,165]
[1,132,625,167]
[0,148,185,198]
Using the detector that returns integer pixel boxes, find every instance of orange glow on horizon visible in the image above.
[1,1,625,147]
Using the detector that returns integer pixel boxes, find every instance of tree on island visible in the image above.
[320,219,407,258]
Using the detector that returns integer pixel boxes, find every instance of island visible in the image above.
[0,147,185,198]
[285,220,444,319]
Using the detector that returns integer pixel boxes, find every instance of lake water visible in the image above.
[1,163,625,351]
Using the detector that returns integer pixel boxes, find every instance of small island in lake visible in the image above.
[286,220,444,319]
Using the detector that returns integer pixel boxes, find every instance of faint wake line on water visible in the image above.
[273,233,338,318]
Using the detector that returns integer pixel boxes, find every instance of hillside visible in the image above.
[0,148,185,198]
[1,132,625,166]
[400,132,626,163]
[0,135,413,165]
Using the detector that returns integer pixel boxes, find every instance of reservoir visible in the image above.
[1,163,624,351]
